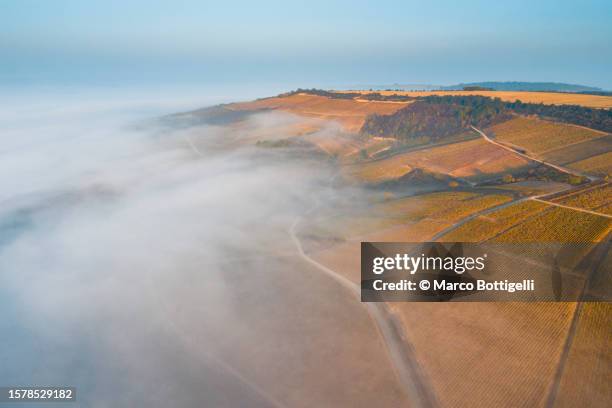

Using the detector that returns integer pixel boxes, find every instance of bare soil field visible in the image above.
[349,138,530,182]
[486,116,607,155]
[342,90,612,109]
[230,93,410,132]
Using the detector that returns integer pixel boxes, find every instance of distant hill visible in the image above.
[341,83,441,91]
[442,81,602,93]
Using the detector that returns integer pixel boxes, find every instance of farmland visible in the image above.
[486,116,606,155]
[553,303,612,408]
[439,200,548,242]
[229,93,410,132]
[390,301,577,407]
[552,183,612,214]
[349,138,530,183]
[541,136,612,166]
[254,90,612,408]
[491,206,611,242]
[180,90,611,407]
[304,191,513,244]
[376,191,512,224]
[341,89,612,109]
[567,151,612,177]
[306,191,513,283]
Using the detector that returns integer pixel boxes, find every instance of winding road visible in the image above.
[433,127,610,240]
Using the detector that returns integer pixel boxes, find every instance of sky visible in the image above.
[2,0,612,89]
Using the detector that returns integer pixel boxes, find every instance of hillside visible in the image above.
[167,90,611,408]
[442,81,602,93]
[361,94,612,136]
[360,97,511,142]
[341,89,612,109]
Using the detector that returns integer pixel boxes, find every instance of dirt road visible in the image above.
[289,180,439,408]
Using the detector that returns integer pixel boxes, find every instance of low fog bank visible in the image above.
[0,88,405,407]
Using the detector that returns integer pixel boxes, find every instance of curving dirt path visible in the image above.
[290,212,439,408]
[471,126,598,182]
[431,127,609,240]
[289,171,439,408]
[184,133,438,407]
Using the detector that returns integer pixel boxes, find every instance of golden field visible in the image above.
[484,116,612,178]
[568,151,612,177]
[552,183,612,214]
[439,199,548,242]
[492,206,611,242]
[260,91,611,408]
[543,136,612,166]
[341,89,612,109]
[348,138,530,182]
[554,303,612,408]
[391,301,578,407]
[305,191,513,284]
[230,93,410,132]
[486,116,607,155]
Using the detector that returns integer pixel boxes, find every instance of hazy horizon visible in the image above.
[2,0,611,90]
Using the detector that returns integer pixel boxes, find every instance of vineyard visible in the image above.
[439,200,548,242]
[568,151,612,177]
[487,116,605,155]
[391,301,577,407]
[552,183,612,214]
[491,206,611,242]
[349,138,529,183]
[542,136,612,165]
[554,303,612,407]
[377,191,512,223]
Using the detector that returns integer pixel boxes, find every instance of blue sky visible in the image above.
[2,0,611,89]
